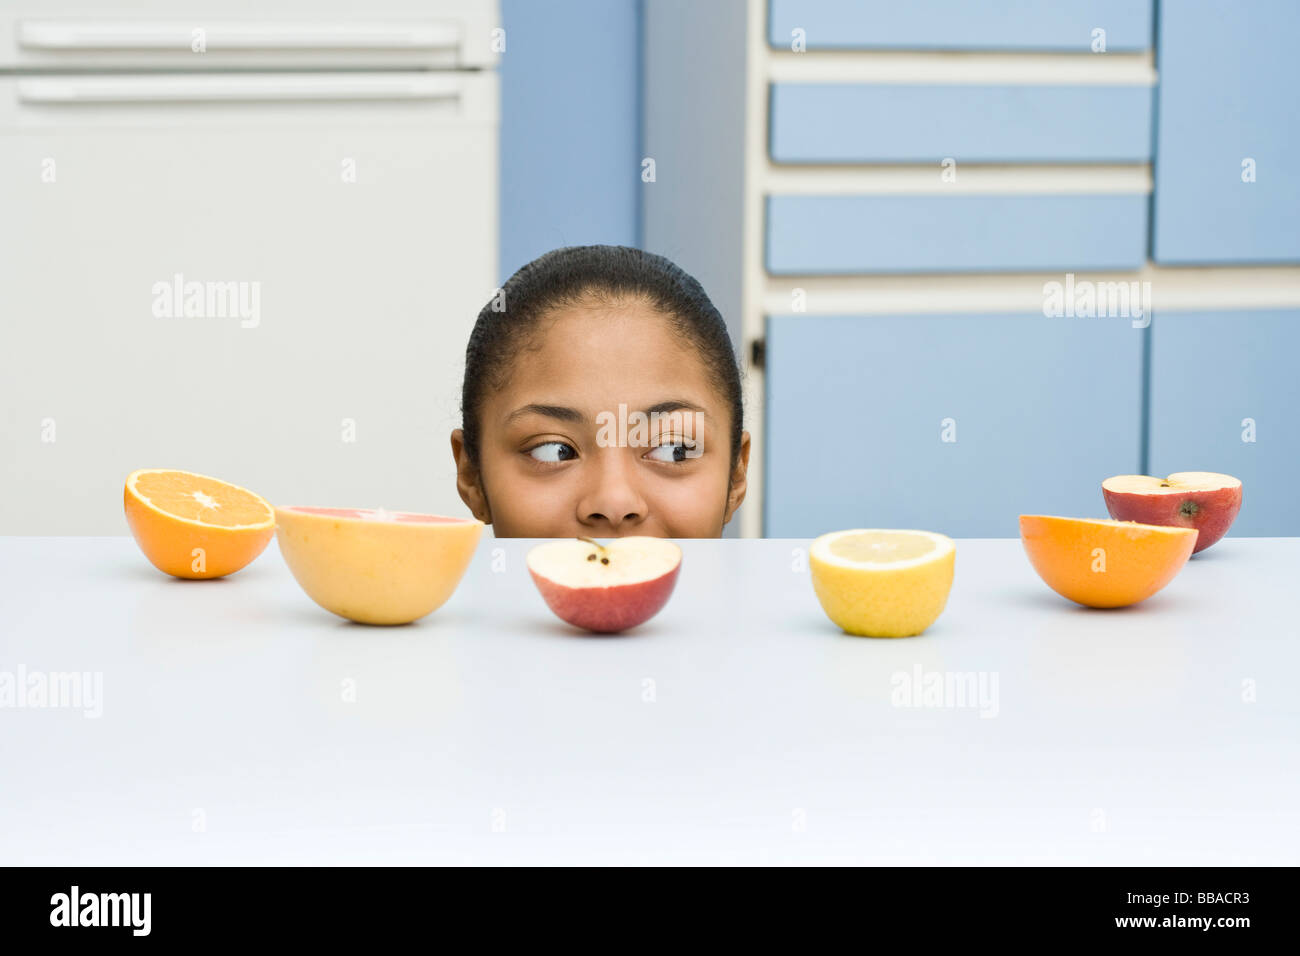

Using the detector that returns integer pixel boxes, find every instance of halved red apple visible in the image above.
[526,536,681,633]
[1101,472,1242,553]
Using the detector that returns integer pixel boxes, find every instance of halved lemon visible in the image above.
[124,468,275,579]
[809,529,956,637]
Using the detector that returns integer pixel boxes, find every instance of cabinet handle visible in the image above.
[18,20,460,51]
[17,74,466,104]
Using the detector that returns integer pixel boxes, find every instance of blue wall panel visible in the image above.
[499,0,642,282]
[1151,0,1300,263]
[770,84,1153,163]
[1149,310,1300,536]
[764,312,1144,538]
[766,194,1149,274]
[768,0,1153,51]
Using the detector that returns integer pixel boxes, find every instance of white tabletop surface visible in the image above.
[1,533,1297,866]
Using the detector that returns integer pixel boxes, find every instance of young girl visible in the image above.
[450,245,750,538]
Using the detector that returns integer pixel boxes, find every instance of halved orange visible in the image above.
[1019,515,1198,608]
[124,469,275,579]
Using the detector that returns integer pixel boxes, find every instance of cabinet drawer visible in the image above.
[0,0,500,70]
[768,0,1153,51]
[770,84,1153,164]
[1152,0,1300,264]
[764,313,1143,537]
[766,194,1148,274]
[1149,310,1300,535]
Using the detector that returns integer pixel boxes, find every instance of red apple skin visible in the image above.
[529,564,680,633]
[1102,481,1243,554]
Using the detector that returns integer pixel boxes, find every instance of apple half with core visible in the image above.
[1101,472,1242,553]
[527,536,682,633]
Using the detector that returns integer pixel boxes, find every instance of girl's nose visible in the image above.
[576,451,648,532]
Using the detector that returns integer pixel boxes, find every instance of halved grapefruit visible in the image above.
[274,506,483,625]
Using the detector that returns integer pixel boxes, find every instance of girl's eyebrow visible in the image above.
[505,400,708,426]
[644,400,708,419]
[504,403,585,425]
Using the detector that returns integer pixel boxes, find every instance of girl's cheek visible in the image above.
[655,463,728,507]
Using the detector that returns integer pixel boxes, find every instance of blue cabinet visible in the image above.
[764,313,1144,537]
[766,194,1148,274]
[1148,310,1300,535]
[768,0,1152,51]
[1152,0,1300,263]
[770,83,1153,164]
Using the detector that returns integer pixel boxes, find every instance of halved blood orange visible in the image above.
[1019,515,1197,608]
[124,469,275,579]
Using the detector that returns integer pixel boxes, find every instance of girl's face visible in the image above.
[451,298,750,538]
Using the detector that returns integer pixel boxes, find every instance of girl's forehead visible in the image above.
[489,369,721,429]
[501,398,711,427]
[500,305,713,387]
[536,298,677,340]
[480,299,731,426]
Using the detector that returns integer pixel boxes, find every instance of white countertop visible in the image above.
[1,534,1297,865]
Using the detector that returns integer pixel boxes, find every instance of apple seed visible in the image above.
[577,536,609,564]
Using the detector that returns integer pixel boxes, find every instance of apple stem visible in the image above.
[577,536,604,551]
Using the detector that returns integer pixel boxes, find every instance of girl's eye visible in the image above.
[527,441,578,463]
[645,440,696,464]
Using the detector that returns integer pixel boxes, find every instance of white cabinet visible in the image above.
[0,4,499,534]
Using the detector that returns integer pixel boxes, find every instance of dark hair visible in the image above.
[461,244,743,472]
